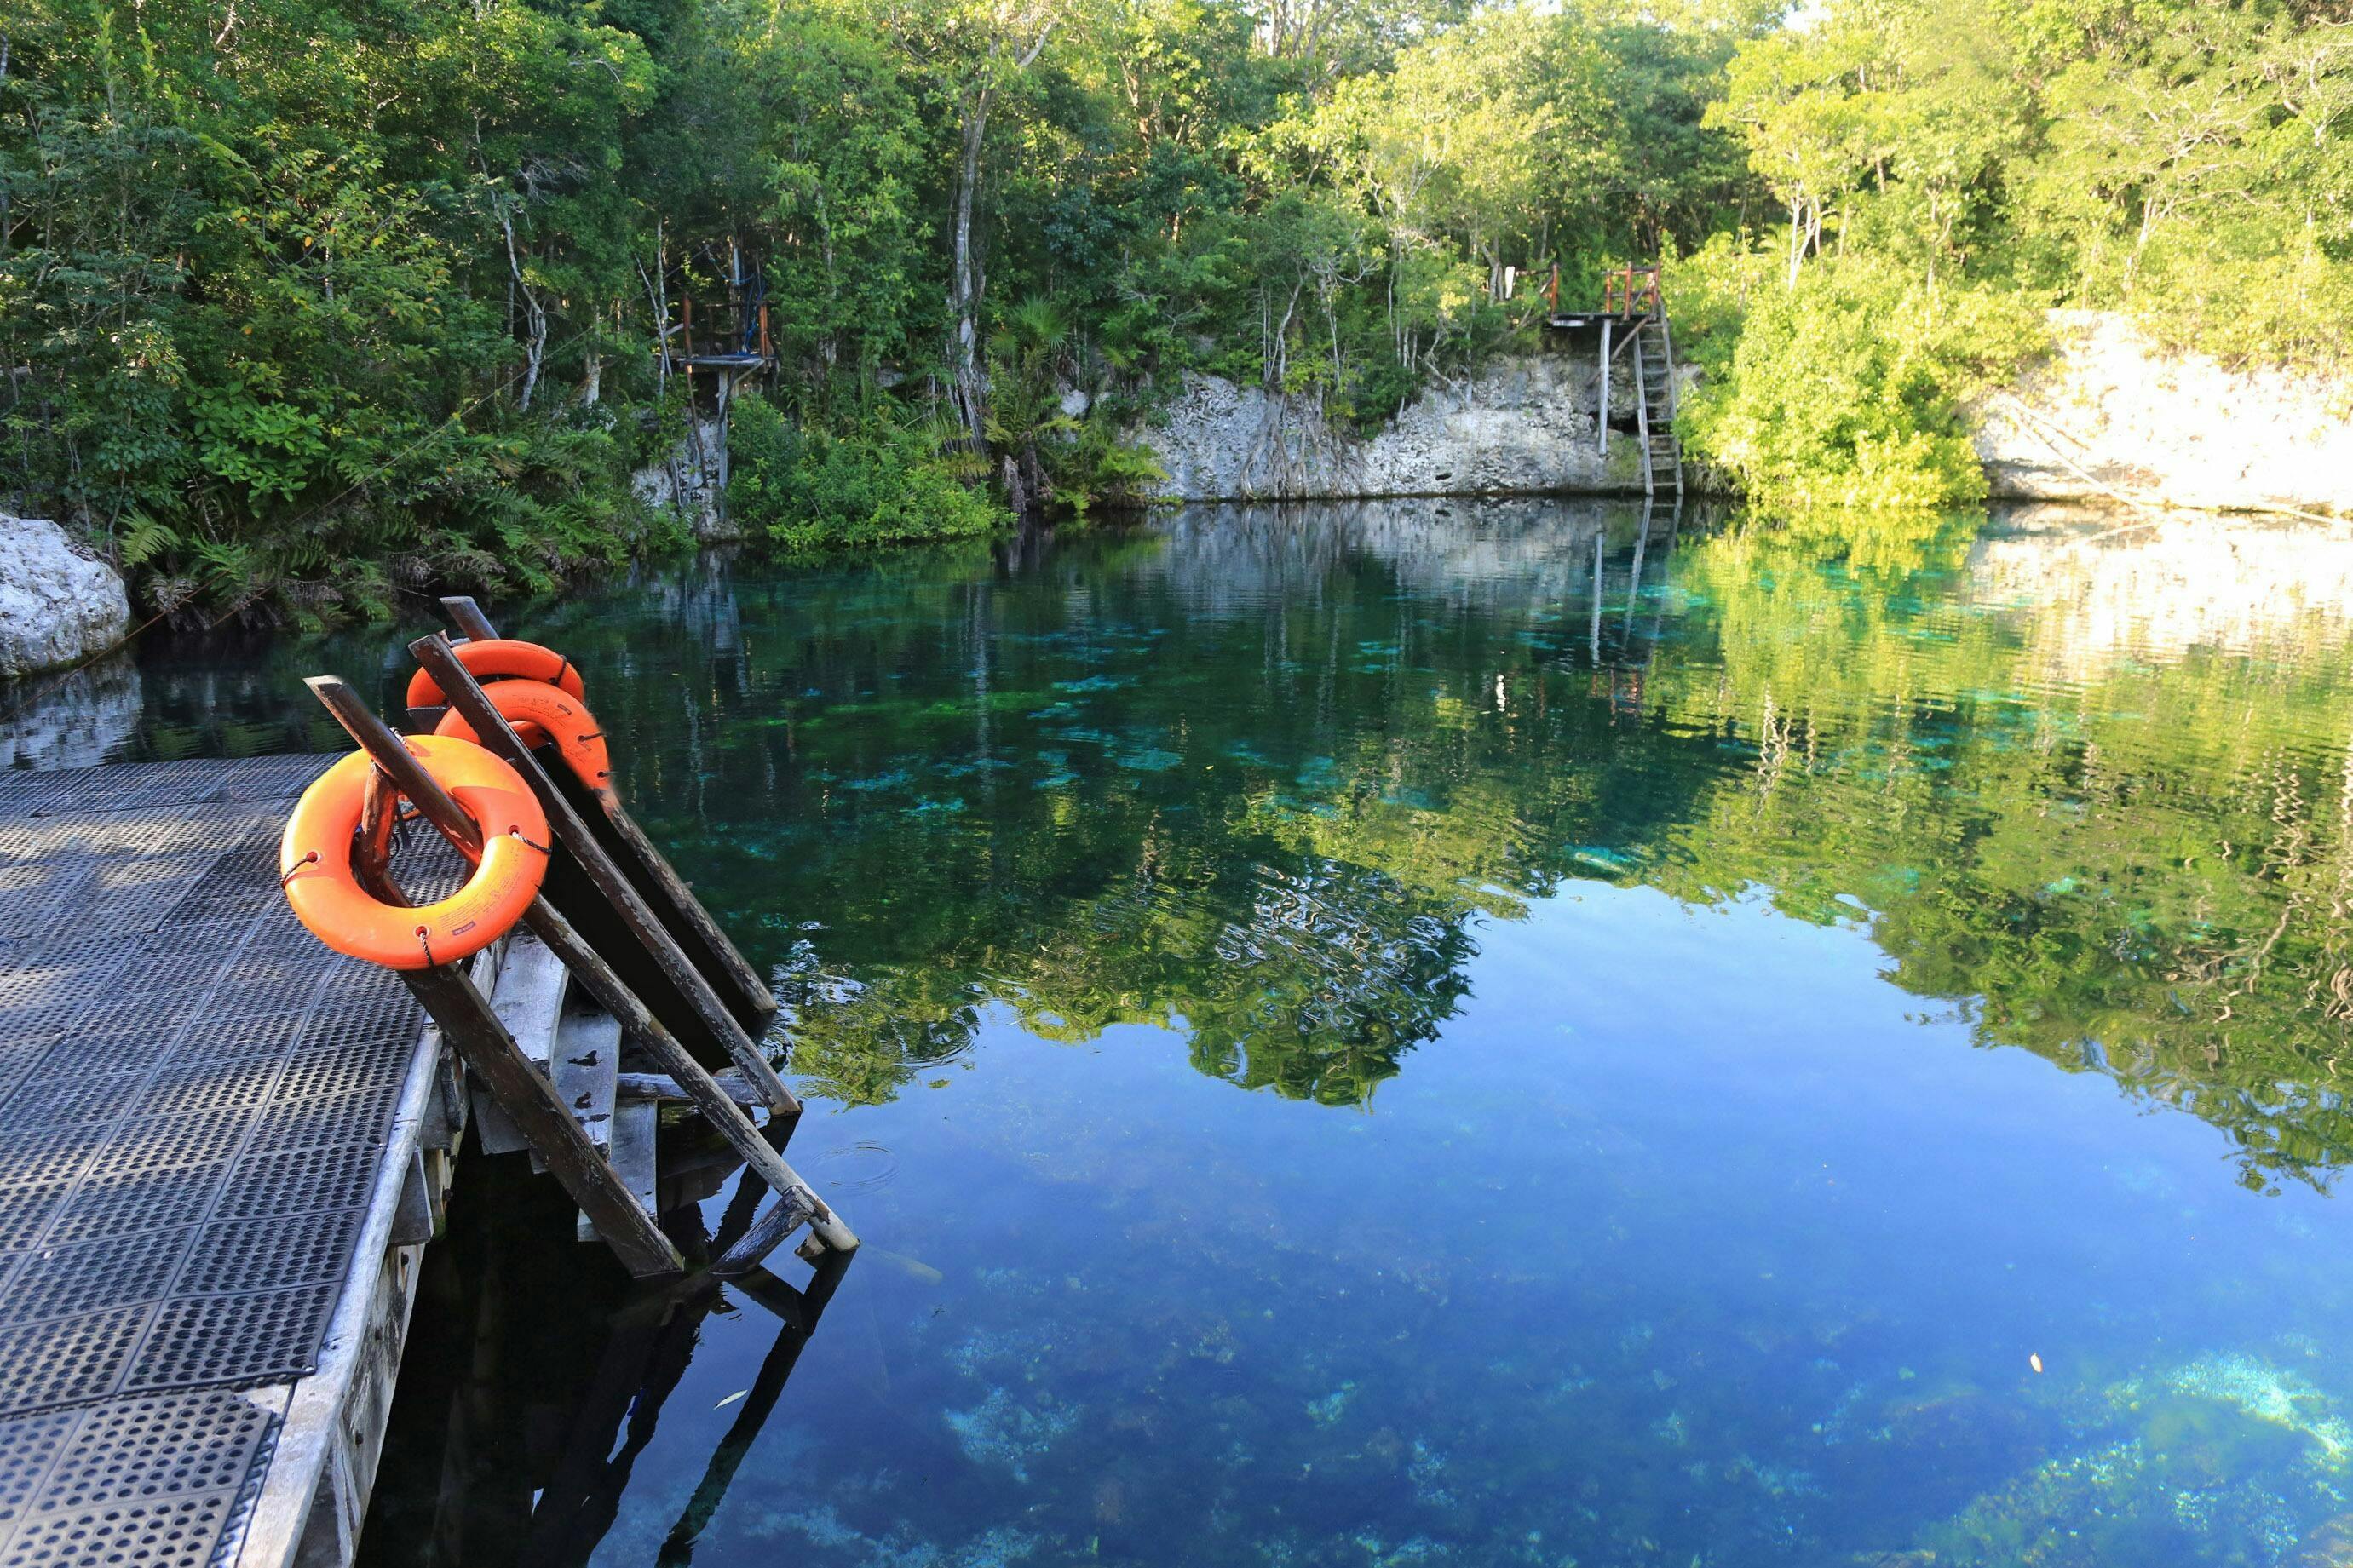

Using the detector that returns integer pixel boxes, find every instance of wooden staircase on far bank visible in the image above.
[1630,313,1683,502]
[1548,263,1686,500]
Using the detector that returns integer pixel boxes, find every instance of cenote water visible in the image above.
[41,498,2353,1566]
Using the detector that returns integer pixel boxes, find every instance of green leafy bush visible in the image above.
[728,398,1004,550]
[1673,249,2042,508]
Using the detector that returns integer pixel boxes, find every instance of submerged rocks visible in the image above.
[0,514,132,680]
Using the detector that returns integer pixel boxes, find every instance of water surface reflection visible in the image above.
[58,498,2353,1565]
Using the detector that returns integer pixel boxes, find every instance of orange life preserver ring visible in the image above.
[404,638,587,711]
[432,680,615,800]
[279,734,550,970]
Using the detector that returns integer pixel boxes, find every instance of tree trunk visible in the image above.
[949,88,991,450]
[501,208,545,412]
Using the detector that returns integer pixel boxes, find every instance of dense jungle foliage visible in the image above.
[3,0,2348,620]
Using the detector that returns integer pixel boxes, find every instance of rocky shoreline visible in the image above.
[1134,310,2352,517]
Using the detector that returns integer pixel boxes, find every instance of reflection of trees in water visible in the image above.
[722,508,1693,1114]
[1649,515,2353,1189]
[811,507,2353,1187]
[119,501,2353,1185]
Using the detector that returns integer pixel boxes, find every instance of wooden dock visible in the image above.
[0,606,857,1566]
[0,755,462,1567]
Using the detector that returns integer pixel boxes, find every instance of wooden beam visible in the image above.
[439,595,499,642]
[317,667,856,1258]
[618,1070,759,1105]
[1597,319,1612,462]
[410,635,797,1113]
[708,1186,812,1278]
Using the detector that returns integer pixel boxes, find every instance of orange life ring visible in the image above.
[432,680,615,801]
[404,638,586,711]
[279,734,550,971]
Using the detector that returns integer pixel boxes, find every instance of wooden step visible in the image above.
[535,1002,621,1174]
[475,933,570,1154]
[581,1100,659,1243]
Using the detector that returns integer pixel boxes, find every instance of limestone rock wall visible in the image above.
[1138,312,2352,514]
[1970,311,2353,515]
[1139,355,1660,502]
[631,416,738,542]
[0,515,132,681]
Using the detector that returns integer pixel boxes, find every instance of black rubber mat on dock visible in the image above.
[0,756,434,1567]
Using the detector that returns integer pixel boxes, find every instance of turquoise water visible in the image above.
[77,499,2353,1565]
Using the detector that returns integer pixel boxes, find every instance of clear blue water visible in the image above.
[60,498,2353,1565]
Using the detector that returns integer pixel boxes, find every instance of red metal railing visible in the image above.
[1602,265,1661,319]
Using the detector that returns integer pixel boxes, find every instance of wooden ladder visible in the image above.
[305,607,859,1283]
[1630,316,1683,502]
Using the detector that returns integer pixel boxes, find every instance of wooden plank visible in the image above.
[1633,330,1654,501]
[581,1100,659,1245]
[547,1003,621,1162]
[1597,318,1612,461]
[708,1187,813,1278]
[408,635,801,1117]
[476,933,568,1155]
[617,1069,759,1105]
[438,595,499,642]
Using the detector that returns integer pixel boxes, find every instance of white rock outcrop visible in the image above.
[1971,310,2353,515]
[0,514,132,680]
[1140,356,1657,501]
[632,416,738,542]
[1140,312,2352,514]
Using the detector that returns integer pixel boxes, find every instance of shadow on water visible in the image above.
[362,1129,854,1568]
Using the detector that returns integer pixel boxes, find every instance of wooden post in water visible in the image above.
[1597,319,1613,462]
[308,675,857,1258]
[1589,531,1605,663]
[305,678,686,1279]
[410,634,799,1113]
[430,601,779,1023]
